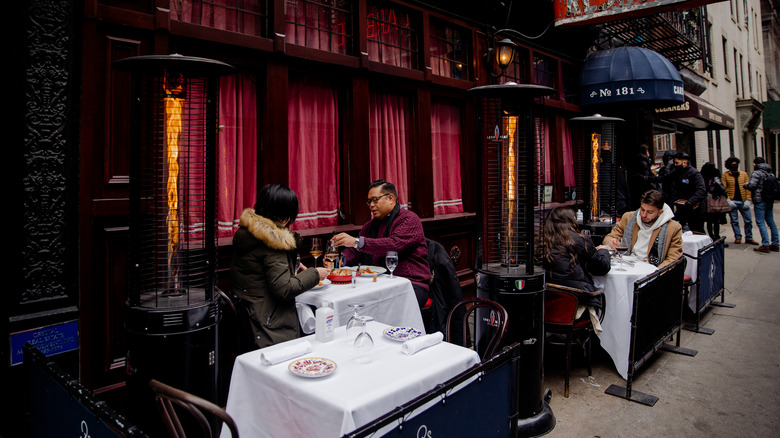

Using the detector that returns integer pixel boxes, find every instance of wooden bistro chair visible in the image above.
[544,283,606,398]
[149,379,239,438]
[446,297,509,360]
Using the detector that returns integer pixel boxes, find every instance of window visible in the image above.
[367,2,419,69]
[284,0,353,55]
[561,62,579,105]
[218,73,258,238]
[431,99,463,215]
[429,19,469,80]
[729,0,735,19]
[288,77,341,230]
[722,37,729,78]
[533,53,558,92]
[369,90,413,208]
[748,63,752,94]
[734,49,739,95]
[740,53,745,96]
[170,0,268,37]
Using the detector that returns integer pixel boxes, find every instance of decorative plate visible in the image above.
[288,357,337,378]
[383,326,423,342]
[327,268,360,283]
[312,279,331,290]
[354,265,387,276]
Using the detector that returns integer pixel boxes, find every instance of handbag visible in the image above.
[706,193,732,213]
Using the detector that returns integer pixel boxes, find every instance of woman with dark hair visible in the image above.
[543,207,611,313]
[700,162,729,245]
[230,184,329,350]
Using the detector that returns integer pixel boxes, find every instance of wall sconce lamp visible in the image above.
[496,38,518,71]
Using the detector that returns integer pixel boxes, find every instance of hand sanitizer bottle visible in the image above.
[315,300,335,343]
[576,209,584,223]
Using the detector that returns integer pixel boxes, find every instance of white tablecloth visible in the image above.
[222,322,481,438]
[682,233,713,283]
[594,260,658,380]
[295,275,425,333]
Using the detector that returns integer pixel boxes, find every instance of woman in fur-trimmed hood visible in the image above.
[230,184,328,350]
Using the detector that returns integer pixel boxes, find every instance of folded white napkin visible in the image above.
[296,302,316,334]
[683,231,693,237]
[260,341,312,366]
[401,332,443,355]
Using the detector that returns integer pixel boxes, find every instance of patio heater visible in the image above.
[570,114,624,245]
[113,55,234,433]
[468,82,556,436]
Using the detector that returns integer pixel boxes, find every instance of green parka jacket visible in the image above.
[230,208,320,349]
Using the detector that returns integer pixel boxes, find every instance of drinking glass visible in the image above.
[324,241,340,270]
[353,315,374,363]
[615,246,629,271]
[345,303,366,340]
[386,251,398,278]
[294,254,301,274]
[310,238,323,268]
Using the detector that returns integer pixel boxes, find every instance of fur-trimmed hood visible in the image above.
[237,208,299,251]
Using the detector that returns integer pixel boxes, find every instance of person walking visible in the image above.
[722,157,757,245]
[743,157,779,253]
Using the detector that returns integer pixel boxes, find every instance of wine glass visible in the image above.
[324,240,340,270]
[345,303,366,340]
[386,251,398,278]
[615,246,629,271]
[353,315,374,363]
[310,238,323,268]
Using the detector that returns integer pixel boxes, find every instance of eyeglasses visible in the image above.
[366,193,391,206]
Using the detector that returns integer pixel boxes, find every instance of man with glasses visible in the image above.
[332,180,430,306]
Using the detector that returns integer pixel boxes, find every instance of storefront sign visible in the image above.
[10,321,78,365]
[554,0,725,27]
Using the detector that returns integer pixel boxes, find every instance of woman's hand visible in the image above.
[315,267,330,280]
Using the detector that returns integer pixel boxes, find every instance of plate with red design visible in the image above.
[288,357,337,378]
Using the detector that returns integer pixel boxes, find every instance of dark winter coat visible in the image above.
[744,163,775,203]
[544,231,611,309]
[230,208,320,349]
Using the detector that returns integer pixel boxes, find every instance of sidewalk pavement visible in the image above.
[542,203,780,438]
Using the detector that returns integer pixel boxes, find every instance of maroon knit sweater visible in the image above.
[342,208,430,290]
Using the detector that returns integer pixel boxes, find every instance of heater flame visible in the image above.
[591,133,599,222]
[504,115,518,265]
[164,73,185,292]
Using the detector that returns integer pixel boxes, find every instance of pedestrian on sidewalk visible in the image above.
[743,157,779,253]
[722,157,757,245]
[700,162,728,246]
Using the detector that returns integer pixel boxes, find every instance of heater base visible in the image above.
[515,400,556,437]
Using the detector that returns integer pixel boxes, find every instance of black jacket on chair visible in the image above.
[425,239,464,341]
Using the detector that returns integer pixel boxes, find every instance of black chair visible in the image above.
[446,297,508,360]
[149,379,239,438]
[544,283,606,398]
[424,238,464,338]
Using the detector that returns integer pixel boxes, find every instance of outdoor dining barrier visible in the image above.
[683,237,733,335]
[24,344,148,438]
[342,342,543,438]
[604,258,698,406]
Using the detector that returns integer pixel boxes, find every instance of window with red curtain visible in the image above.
[170,0,267,37]
[367,3,418,69]
[283,0,352,55]
[369,90,411,209]
[431,100,463,215]
[429,20,469,80]
[217,73,257,239]
[288,78,340,230]
[562,120,575,189]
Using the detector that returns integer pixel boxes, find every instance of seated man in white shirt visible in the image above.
[602,189,683,269]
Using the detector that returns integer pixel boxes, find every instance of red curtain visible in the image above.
[283,0,349,54]
[217,73,257,239]
[538,117,552,184]
[431,101,463,215]
[369,91,411,208]
[288,78,340,230]
[562,121,575,187]
[367,7,415,68]
[171,0,263,36]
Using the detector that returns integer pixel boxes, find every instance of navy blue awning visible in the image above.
[580,46,684,107]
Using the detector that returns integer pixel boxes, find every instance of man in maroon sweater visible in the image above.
[331,180,430,306]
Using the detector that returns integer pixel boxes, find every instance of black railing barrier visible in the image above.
[683,237,734,335]
[24,344,148,438]
[342,342,547,437]
[605,258,698,406]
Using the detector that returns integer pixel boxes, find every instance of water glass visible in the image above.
[345,303,366,340]
[353,315,374,363]
[386,251,398,278]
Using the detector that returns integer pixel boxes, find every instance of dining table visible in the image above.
[295,268,425,334]
[594,257,659,380]
[221,322,481,438]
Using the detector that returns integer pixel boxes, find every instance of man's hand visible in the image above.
[331,232,357,249]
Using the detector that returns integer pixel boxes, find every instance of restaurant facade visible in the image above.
[7,0,733,433]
